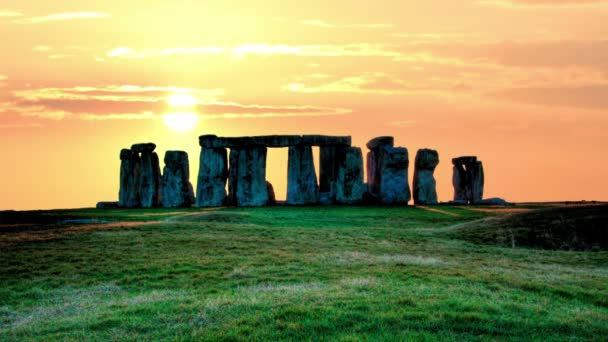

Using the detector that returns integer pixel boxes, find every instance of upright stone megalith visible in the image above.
[366,136,411,204]
[132,143,161,208]
[228,147,268,206]
[287,144,319,205]
[196,147,228,207]
[413,149,439,205]
[452,156,484,204]
[118,148,140,208]
[335,147,366,204]
[161,151,195,208]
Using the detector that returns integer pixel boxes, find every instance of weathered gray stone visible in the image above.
[452,156,484,204]
[287,145,319,205]
[266,181,276,206]
[367,145,411,204]
[319,146,347,201]
[118,148,140,208]
[318,192,333,205]
[228,147,268,206]
[139,151,161,208]
[199,135,350,148]
[478,197,509,205]
[96,201,119,209]
[366,136,394,151]
[335,147,366,204]
[131,143,156,154]
[196,148,228,207]
[301,135,351,146]
[161,151,195,208]
[472,161,484,204]
[413,149,439,205]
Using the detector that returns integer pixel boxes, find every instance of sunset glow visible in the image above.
[1,1,607,209]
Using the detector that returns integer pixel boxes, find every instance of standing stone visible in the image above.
[472,161,484,204]
[319,146,346,203]
[196,148,228,207]
[413,149,439,205]
[161,151,195,208]
[287,145,319,205]
[228,147,269,206]
[132,143,161,208]
[266,181,276,206]
[118,148,141,208]
[452,156,484,204]
[366,137,411,204]
[335,147,366,204]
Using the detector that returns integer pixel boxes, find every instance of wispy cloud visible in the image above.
[105,44,403,59]
[299,19,393,29]
[19,12,110,24]
[5,85,351,121]
[0,9,22,17]
[32,45,52,52]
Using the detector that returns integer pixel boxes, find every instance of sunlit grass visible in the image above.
[0,205,606,340]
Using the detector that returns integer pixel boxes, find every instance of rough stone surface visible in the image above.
[200,135,350,148]
[478,197,510,205]
[196,148,228,207]
[335,147,366,204]
[131,143,156,154]
[319,146,347,201]
[228,147,268,206]
[118,149,140,208]
[301,135,350,146]
[287,145,319,205]
[413,148,439,205]
[266,181,276,206]
[452,156,484,204]
[139,151,161,208]
[96,201,119,209]
[367,145,411,204]
[161,151,195,208]
[366,136,394,151]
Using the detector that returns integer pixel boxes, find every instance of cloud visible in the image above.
[105,44,404,59]
[387,120,416,128]
[0,75,6,81]
[284,72,461,96]
[4,85,351,121]
[299,19,393,29]
[491,85,608,109]
[0,9,22,17]
[19,12,110,23]
[32,45,52,52]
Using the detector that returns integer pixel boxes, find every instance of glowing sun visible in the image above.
[164,93,199,131]
[163,112,199,132]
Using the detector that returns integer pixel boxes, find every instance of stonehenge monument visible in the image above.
[452,156,484,204]
[366,137,411,204]
[113,134,493,208]
[413,149,439,205]
[118,143,161,208]
[161,151,195,208]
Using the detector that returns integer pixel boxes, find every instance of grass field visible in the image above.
[1,205,607,340]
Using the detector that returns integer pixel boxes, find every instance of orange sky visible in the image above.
[1,0,607,210]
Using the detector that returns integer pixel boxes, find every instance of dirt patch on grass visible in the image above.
[0,221,160,247]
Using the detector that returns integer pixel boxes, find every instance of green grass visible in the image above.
[1,205,607,340]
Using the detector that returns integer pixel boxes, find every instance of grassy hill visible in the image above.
[1,205,607,340]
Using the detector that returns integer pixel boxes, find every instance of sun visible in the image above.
[164,93,199,131]
[163,112,199,132]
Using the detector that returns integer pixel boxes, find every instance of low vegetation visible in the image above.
[1,205,607,340]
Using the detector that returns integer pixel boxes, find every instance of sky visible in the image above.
[1,0,607,210]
